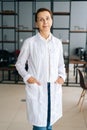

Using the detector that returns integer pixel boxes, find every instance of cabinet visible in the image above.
[0,1,17,51]
[0,0,18,83]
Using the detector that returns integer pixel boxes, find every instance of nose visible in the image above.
[44,19,47,23]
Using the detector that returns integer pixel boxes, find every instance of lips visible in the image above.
[43,26,48,28]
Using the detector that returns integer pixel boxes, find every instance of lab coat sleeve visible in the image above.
[15,39,31,84]
[58,42,66,82]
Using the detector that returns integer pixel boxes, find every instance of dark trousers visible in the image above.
[33,83,52,130]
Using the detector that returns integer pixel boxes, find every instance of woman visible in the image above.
[15,8,66,130]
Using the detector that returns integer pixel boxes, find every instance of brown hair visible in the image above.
[35,8,53,22]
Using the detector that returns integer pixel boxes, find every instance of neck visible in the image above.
[39,31,50,39]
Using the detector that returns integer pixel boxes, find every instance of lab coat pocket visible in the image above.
[25,83,43,121]
[55,82,62,93]
[49,82,62,124]
[54,83,62,103]
[25,83,39,101]
[55,83,62,112]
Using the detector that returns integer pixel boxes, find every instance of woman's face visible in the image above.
[36,11,53,33]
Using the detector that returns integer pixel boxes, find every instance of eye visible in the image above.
[39,18,44,22]
[37,18,44,22]
[46,17,50,20]
[37,16,51,22]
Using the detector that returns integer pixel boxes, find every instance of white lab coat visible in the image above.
[15,33,66,126]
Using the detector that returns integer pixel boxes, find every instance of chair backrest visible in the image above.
[77,68,87,89]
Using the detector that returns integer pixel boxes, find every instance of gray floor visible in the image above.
[0,83,87,130]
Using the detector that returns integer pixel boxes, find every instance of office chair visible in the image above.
[77,68,87,111]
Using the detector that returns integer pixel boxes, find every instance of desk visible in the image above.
[69,55,87,84]
[70,55,87,64]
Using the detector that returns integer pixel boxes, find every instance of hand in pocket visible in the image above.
[27,76,41,85]
[55,77,64,85]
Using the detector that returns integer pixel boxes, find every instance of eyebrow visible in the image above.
[37,16,50,19]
